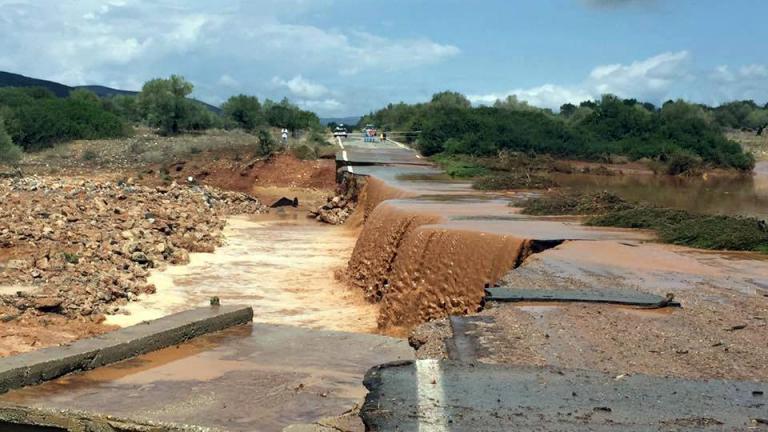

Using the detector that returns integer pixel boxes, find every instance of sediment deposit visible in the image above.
[0,175,265,355]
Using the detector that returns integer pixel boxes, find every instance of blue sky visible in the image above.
[1,0,766,116]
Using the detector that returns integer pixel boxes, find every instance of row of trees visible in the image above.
[0,75,321,154]
[359,91,758,171]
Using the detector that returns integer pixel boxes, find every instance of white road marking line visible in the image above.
[416,359,448,431]
[348,165,354,174]
[337,136,344,150]
[416,155,422,159]
[342,150,348,161]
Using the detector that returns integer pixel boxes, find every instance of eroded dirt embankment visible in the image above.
[346,175,539,332]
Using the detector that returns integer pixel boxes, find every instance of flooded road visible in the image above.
[107,211,378,334]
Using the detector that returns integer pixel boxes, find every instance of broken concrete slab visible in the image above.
[0,405,221,432]
[361,360,768,431]
[485,287,681,307]
[0,305,253,394]
[1,323,413,432]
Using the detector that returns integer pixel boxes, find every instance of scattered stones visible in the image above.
[0,175,266,320]
[310,174,363,225]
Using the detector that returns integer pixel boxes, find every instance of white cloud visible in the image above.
[297,98,343,111]
[588,51,692,97]
[470,84,593,110]
[708,64,768,104]
[272,75,329,99]
[0,0,459,115]
[470,51,695,109]
[218,74,240,88]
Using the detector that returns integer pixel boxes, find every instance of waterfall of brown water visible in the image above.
[346,177,532,332]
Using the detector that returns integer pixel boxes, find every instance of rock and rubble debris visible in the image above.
[0,175,267,320]
[310,174,364,225]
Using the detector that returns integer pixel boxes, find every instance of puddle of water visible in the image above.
[107,211,378,333]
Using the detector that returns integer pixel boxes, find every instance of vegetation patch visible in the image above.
[431,154,489,178]
[520,192,768,252]
[473,172,557,190]
[520,191,632,215]
[359,91,758,171]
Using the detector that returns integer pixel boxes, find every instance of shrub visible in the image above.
[256,129,276,157]
[81,149,97,161]
[472,172,557,190]
[292,144,316,160]
[0,88,129,151]
[432,154,488,178]
[0,118,23,166]
[589,207,768,251]
[62,252,80,264]
[521,191,632,215]
[664,150,703,176]
[222,94,264,130]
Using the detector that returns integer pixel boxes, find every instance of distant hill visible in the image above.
[0,71,220,113]
[320,116,360,126]
[0,71,137,98]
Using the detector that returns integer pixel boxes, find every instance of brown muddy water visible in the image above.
[107,210,378,333]
[552,161,768,218]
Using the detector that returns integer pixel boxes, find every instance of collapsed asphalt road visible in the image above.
[362,360,767,431]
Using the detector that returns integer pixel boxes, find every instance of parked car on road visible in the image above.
[333,125,348,138]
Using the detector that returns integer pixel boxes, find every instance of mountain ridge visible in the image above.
[0,71,220,113]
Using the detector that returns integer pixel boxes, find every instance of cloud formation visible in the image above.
[272,75,329,99]
[0,0,459,115]
[469,51,768,110]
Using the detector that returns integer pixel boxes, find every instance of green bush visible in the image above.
[431,154,488,178]
[0,117,23,166]
[222,94,264,130]
[523,191,768,252]
[256,129,276,157]
[81,149,98,161]
[663,150,703,176]
[473,172,557,190]
[0,87,129,151]
[359,92,755,171]
[521,191,632,215]
[292,144,317,160]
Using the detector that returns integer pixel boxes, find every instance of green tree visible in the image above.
[222,94,264,130]
[430,91,472,109]
[137,75,195,135]
[494,95,540,112]
[0,117,23,166]
[69,88,100,104]
[746,109,768,130]
[560,103,577,118]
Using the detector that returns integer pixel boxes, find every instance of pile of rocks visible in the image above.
[0,176,266,319]
[310,174,364,225]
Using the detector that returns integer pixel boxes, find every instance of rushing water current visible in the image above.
[107,211,378,333]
